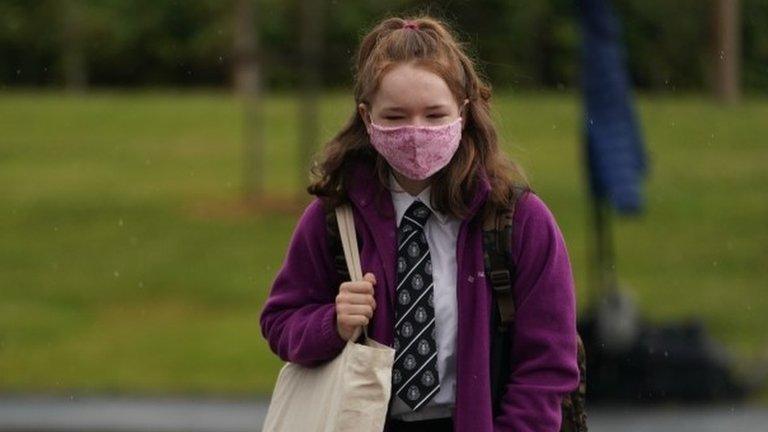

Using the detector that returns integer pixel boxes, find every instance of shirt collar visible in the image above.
[388,171,450,225]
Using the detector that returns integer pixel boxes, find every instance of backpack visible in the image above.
[323,186,587,431]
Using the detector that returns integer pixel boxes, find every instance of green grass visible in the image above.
[0,89,766,398]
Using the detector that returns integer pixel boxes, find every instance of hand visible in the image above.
[335,272,377,341]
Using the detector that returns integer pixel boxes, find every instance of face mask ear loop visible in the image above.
[460,99,470,129]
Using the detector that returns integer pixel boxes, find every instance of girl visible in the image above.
[259,15,579,432]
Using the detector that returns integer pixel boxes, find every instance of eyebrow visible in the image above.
[381,104,449,112]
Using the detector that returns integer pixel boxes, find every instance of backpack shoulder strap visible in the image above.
[485,183,531,417]
[482,184,530,328]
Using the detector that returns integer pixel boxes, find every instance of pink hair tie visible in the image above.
[403,20,419,30]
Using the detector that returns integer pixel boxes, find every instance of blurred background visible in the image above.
[1,0,766,431]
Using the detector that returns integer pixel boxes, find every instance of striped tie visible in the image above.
[392,199,440,410]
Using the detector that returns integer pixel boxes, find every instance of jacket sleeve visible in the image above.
[493,191,581,432]
[258,198,349,367]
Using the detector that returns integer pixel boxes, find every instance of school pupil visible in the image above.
[259,15,580,432]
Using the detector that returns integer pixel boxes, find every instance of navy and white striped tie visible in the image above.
[392,199,440,410]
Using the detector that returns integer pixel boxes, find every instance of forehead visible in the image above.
[372,62,456,110]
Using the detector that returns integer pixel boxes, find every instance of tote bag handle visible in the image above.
[335,204,369,342]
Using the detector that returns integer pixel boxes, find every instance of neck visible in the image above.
[393,170,430,197]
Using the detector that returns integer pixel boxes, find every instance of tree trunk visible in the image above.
[61,0,87,93]
[712,0,741,104]
[299,0,325,194]
[233,0,262,202]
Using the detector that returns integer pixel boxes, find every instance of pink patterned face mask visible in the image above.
[367,116,463,180]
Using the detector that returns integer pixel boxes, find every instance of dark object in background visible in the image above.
[579,312,748,403]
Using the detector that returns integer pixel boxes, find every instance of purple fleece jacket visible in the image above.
[259,160,580,431]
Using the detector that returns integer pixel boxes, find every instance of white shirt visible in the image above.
[388,172,460,421]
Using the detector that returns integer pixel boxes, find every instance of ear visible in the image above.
[358,102,372,134]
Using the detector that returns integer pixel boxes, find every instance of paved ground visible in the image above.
[0,395,766,432]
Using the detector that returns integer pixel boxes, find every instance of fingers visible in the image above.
[338,303,374,319]
[341,279,374,295]
[337,272,378,318]
[340,314,370,327]
[336,291,376,308]
[363,272,377,285]
[345,292,376,307]
[346,282,373,294]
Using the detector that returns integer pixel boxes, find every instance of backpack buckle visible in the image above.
[489,269,512,293]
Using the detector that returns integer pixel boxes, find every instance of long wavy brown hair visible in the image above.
[307,14,529,220]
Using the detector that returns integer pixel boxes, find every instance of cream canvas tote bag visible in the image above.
[261,204,396,432]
